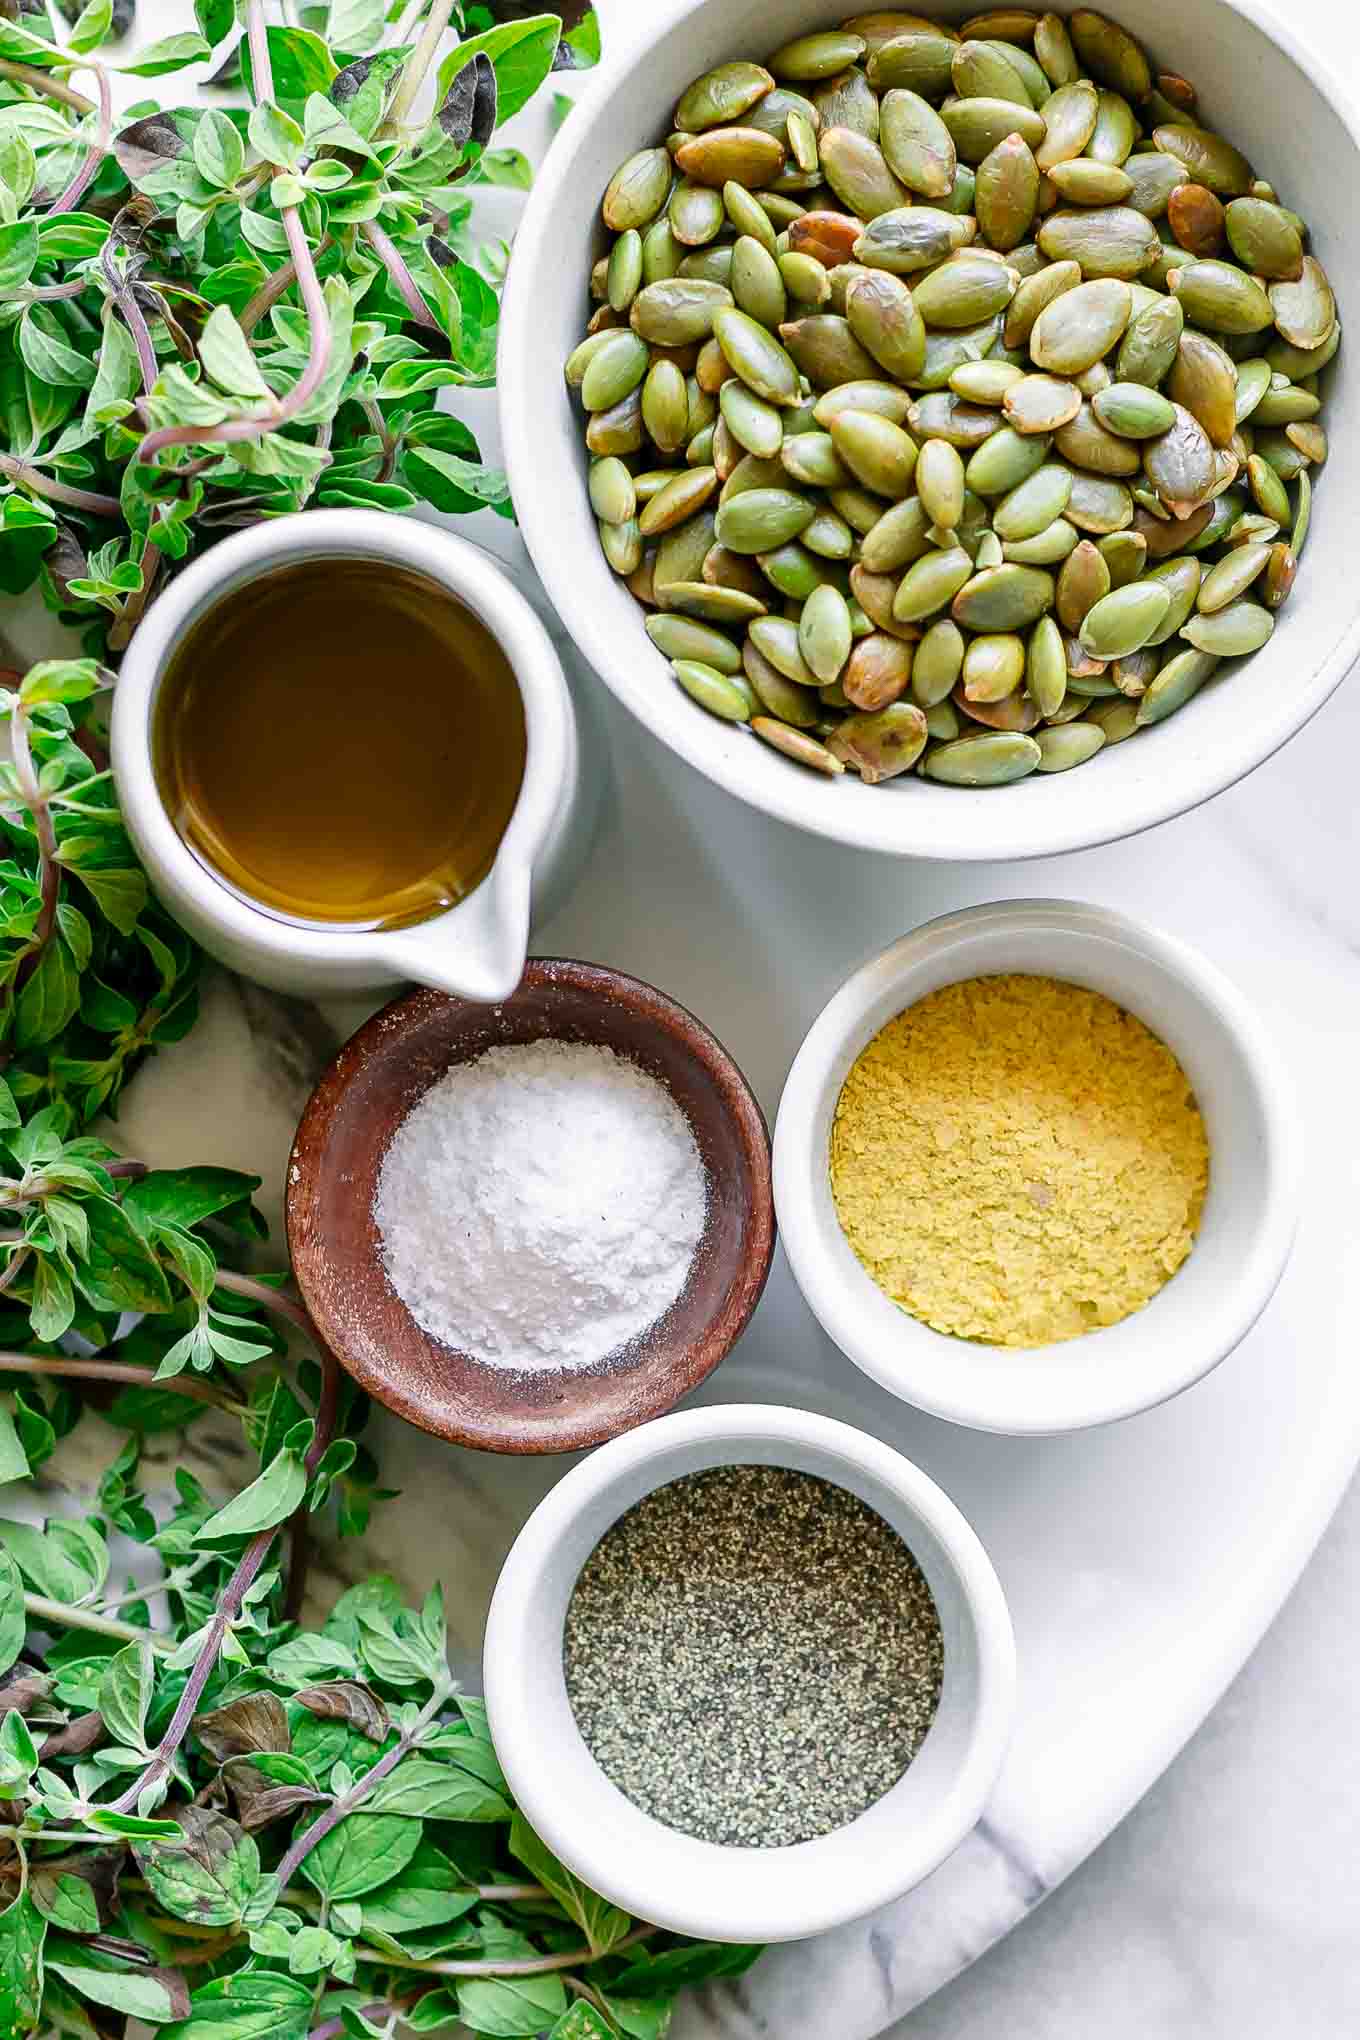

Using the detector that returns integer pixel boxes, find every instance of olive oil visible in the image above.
[154,559,526,928]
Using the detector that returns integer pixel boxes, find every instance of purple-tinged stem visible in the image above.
[10,704,59,970]
[360,219,439,331]
[0,60,93,112]
[48,63,111,216]
[0,455,120,517]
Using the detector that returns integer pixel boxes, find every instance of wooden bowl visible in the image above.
[286,960,776,1454]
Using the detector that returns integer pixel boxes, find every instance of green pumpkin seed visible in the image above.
[904,251,1016,331]
[1001,372,1082,436]
[867,29,959,100]
[1270,256,1336,351]
[1088,90,1136,168]
[1252,385,1321,427]
[642,359,691,455]
[1252,429,1309,481]
[961,631,1027,702]
[966,423,1053,496]
[921,730,1042,782]
[768,30,868,80]
[912,618,967,704]
[1197,542,1269,613]
[1122,152,1186,219]
[607,230,644,313]
[1182,599,1274,655]
[675,126,787,189]
[841,270,928,384]
[1069,9,1152,100]
[580,330,650,412]
[631,278,733,346]
[1144,403,1216,517]
[915,316,1005,389]
[663,579,766,623]
[641,218,683,285]
[742,637,820,722]
[1167,259,1273,335]
[1152,124,1253,197]
[1292,469,1312,555]
[1038,205,1160,280]
[780,429,850,489]
[879,88,957,197]
[827,702,929,780]
[1140,555,1201,642]
[941,95,1047,166]
[952,563,1055,629]
[1066,471,1134,532]
[1097,529,1147,587]
[924,698,964,741]
[1035,721,1106,769]
[950,361,1024,405]
[749,614,820,686]
[974,530,1005,569]
[752,542,832,601]
[952,35,1033,105]
[1030,277,1133,373]
[1246,452,1291,524]
[1034,10,1080,86]
[814,379,913,429]
[725,240,785,334]
[1109,646,1160,695]
[1222,196,1303,281]
[670,660,753,722]
[714,487,816,553]
[829,409,919,496]
[811,65,880,141]
[912,393,1003,448]
[830,486,885,534]
[1047,158,1134,205]
[1024,613,1067,715]
[855,205,971,274]
[893,545,975,621]
[1056,399,1142,475]
[1085,697,1141,742]
[1136,645,1218,722]
[993,461,1073,540]
[645,613,745,675]
[599,517,643,575]
[975,132,1042,252]
[916,439,967,529]
[1262,542,1298,609]
[1265,324,1340,380]
[1166,331,1238,448]
[676,61,776,133]
[669,179,727,247]
[798,583,855,684]
[819,127,910,221]
[712,307,801,407]
[1116,294,1184,387]
[1079,580,1172,657]
[589,456,638,526]
[860,496,933,573]
[752,718,846,773]
[720,379,784,459]
[679,245,735,288]
[603,148,673,231]
[1003,261,1081,350]
[586,387,645,457]
[721,451,786,502]
[746,84,823,143]
[844,632,915,709]
[638,467,719,538]
[780,250,834,305]
[1004,518,1080,564]
[779,314,881,387]
[1034,79,1100,172]
[1092,381,1177,438]
[1056,538,1112,629]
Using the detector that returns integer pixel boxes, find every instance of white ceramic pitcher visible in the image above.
[112,510,582,1003]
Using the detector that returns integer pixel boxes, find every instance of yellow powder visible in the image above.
[829,974,1210,1349]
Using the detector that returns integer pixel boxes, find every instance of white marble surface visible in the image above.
[31,0,1360,2034]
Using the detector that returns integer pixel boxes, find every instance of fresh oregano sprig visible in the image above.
[0,0,599,659]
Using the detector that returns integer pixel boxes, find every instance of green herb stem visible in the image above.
[48,61,110,217]
[0,59,94,113]
[381,0,456,136]
[0,1352,247,1415]
[23,1591,177,1654]
[213,1266,317,1344]
[365,1922,657,1979]
[238,237,333,338]
[0,454,122,518]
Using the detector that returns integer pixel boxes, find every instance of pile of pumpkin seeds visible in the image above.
[567,8,1333,787]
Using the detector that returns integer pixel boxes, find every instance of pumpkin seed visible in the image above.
[1079,580,1172,657]
[1182,599,1274,655]
[714,487,816,553]
[1166,182,1225,258]
[631,278,733,346]
[603,148,673,232]
[1169,259,1273,335]
[675,62,776,134]
[1097,529,1147,587]
[916,439,968,529]
[581,331,650,412]
[843,269,928,382]
[780,250,834,305]
[585,387,645,457]
[769,30,868,79]
[1123,152,1186,219]
[1197,541,1269,612]
[1136,645,1218,722]
[1152,124,1253,197]
[961,631,1027,701]
[1252,385,1320,427]
[713,307,801,406]
[663,579,765,623]
[827,702,929,779]
[670,179,727,247]
[1034,10,1079,86]
[720,379,784,459]
[829,408,920,496]
[843,630,915,708]
[912,618,967,704]
[1109,646,1160,696]
[1088,90,1136,168]
[1246,452,1291,524]
[1004,518,1080,564]
[1000,371,1081,436]
[780,314,881,386]
[921,729,1042,782]
[867,29,961,99]
[1220,195,1302,281]
[940,95,1047,165]
[1035,721,1106,769]
[1143,555,1202,642]
[1038,204,1160,279]
[879,88,957,197]
[599,517,643,576]
[1004,258,1081,349]
[1056,538,1111,630]
[893,545,976,620]
[1116,294,1184,387]
[1265,323,1340,380]
[1066,472,1134,531]
[951,361,1025,405]
[817,127,907,222]
[1047,158,1134,205]
[672,659,755,722]
[952,563,1055,629]
[639,467,720,538]
[590,457,637,526]
[674,127,786,189]
[1030,277,1133,373]
[1069,9,1151,99]
[975,132,1042,252]
[1145,403,1216,517]
[1092,381,1177,438]
[781,429,850,489]
[795,583,853,685]
[1270,256,1336,351]
[811,67,881,142]
[993,461,1073,540]
[1262,542,1298,609]
[1035,79,1100,171]
[1167,332,1238,448]
[952,36,1033,105]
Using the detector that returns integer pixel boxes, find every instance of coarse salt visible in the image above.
[374,1039,708,1371]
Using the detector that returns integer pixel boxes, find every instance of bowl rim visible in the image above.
[500,0,1360,862]
[285,960,777,1454]
[771,898,1302,1434]
[482,1401,1017,1942]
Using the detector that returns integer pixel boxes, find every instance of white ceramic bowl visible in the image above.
[483,1403,1015,1943]
[501,0,1360,861]
[774,901,1300,1434]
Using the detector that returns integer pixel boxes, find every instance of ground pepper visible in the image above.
[830,974,1210,1348]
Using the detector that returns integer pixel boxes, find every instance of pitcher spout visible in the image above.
[380,854,531,1005]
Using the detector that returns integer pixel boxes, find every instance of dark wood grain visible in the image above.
[285,960,776,1455]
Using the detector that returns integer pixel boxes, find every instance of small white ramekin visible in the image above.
[482,1403,1015,1944]
[774,900,1301,1437]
